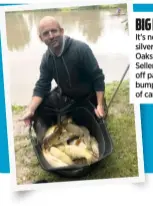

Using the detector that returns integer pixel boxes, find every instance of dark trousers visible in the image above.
[34,87,107,122]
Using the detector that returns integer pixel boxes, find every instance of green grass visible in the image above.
[13,80,138,184]
[12,105,26,113]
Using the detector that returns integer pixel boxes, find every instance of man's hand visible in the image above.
[19,108,34,126]
[19,96,43,126]
[94,104,105,118]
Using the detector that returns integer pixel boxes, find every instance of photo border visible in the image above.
[0,0,145,192]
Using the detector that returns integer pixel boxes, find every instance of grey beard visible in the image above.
[49,36,65,57]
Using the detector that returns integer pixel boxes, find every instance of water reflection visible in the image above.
[28,9,59,30]
[6,12,30,51]
[6,9,127,53]
[77,10,103,43]
[27,9,104,44]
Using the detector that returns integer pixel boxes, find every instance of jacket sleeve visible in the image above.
[32,53,52,98]
[81,43,105,92]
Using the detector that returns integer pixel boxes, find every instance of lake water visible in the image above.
[5,8,130,105]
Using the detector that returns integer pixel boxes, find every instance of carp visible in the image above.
[50,147,73,165]
[42,149,68,168]
[58,145,94,165]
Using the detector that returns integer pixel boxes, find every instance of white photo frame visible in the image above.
[0,0,145,191]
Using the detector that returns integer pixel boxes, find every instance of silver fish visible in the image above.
[59,145,93,165]
[42,149,68,168]
[90,137,99,159]
[50,147,73,165]
[65,123,84,137]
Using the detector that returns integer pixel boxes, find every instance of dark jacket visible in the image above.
[33,36,105,100]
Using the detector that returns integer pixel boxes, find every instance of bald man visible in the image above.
[21,16,106,125]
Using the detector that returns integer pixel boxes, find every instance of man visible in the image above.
[21,16,106,125]
[117,7,121,15]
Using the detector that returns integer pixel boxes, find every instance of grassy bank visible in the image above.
[12,105,26,113]
[12,80,138,184]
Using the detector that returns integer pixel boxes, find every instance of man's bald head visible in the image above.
[38,16,61,35]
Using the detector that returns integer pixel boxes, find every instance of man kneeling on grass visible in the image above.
[20,16,107,126]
